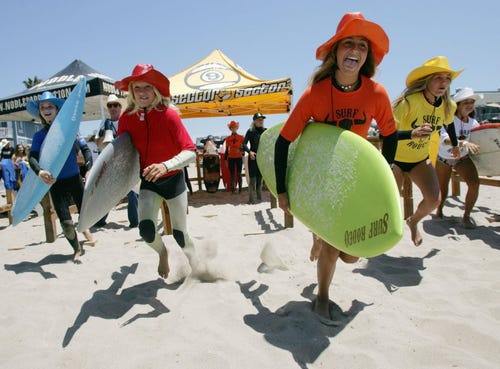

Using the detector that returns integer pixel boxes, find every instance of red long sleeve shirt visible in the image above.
[117,105,195,178]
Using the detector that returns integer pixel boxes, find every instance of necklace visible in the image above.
[332,76,360,92]
[458,117,467,140]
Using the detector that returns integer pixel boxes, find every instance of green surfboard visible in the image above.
[257,122,403,258]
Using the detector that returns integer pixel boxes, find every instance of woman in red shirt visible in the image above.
[116,64,198,278]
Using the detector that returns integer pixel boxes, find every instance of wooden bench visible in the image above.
[0,189,15,224]
[451,173,500,196]
[367,136,417,218]
[41,196,173,243]
[160,201,172,235]
[269,195,294,228]
[0,188,83,242]
[39,193,79,243]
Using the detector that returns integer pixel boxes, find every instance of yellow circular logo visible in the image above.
[185,63,240,90]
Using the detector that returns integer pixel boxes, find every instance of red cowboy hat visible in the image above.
[228,120,239,129]
[315,12,389,66]
[115,64,171,97]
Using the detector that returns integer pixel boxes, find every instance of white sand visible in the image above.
[1,181,499,369]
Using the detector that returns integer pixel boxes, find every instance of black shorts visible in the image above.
[140,170,186,200]
[393,157,428,173]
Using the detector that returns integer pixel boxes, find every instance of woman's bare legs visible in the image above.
[393,160,440,246]
[82,230,97,246]
[313,235,358,320]
[407,160,441,246]
[435,160,452,218]
[454,158,479,227]
[310,233,322,261]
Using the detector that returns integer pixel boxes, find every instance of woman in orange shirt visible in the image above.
[274,12,398,321]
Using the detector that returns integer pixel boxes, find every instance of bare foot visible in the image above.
[312,298,331,320]
[82,230,97,246]
[406,216,423,246]
[485,215,500,223]
[72,251,80,262]
[69,237,83,262]
[72,247,84,262]
[158,248,169,279]
[461,217,476,229]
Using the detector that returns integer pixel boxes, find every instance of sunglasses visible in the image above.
[107,103,121,108]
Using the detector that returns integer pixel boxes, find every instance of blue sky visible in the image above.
[1,0,499,140]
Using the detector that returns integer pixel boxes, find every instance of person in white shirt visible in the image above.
[435,87,482,228]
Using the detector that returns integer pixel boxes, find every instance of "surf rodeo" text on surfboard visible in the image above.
[344,213,389,247]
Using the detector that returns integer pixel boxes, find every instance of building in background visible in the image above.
[0,121,39,146]
[471,89,500,123]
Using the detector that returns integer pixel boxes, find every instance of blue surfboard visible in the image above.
[11,78,87,226]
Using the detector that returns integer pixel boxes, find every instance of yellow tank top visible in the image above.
[394,93,456,163]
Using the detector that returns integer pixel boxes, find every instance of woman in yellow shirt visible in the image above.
[392,56,461,246]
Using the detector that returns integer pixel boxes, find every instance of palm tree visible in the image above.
[22,76,43,89]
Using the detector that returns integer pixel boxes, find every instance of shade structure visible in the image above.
[169,49,292,118]
[0,59,126,122]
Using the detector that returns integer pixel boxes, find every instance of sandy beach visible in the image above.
[1,174,499,369]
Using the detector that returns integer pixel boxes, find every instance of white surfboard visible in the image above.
[77,132,140,231]
[469,123,500,176]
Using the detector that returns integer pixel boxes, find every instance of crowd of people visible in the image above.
[1,139,30,191]
[197,112,267,204]
[1,11,495,324]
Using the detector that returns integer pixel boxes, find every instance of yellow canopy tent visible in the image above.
[169,49,292,118]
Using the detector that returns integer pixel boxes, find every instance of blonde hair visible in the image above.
[392,74,454,122]
[125,82,179,115]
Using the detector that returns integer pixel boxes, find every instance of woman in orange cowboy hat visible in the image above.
[274,12,398,321]
[392,56,461,246]
[223,120,244,194]
[115,64,198,278]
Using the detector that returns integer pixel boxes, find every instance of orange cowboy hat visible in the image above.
[405,56,463,87]
[115,64,171,97]
[316,12,389,65]
[228,120,239,129]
